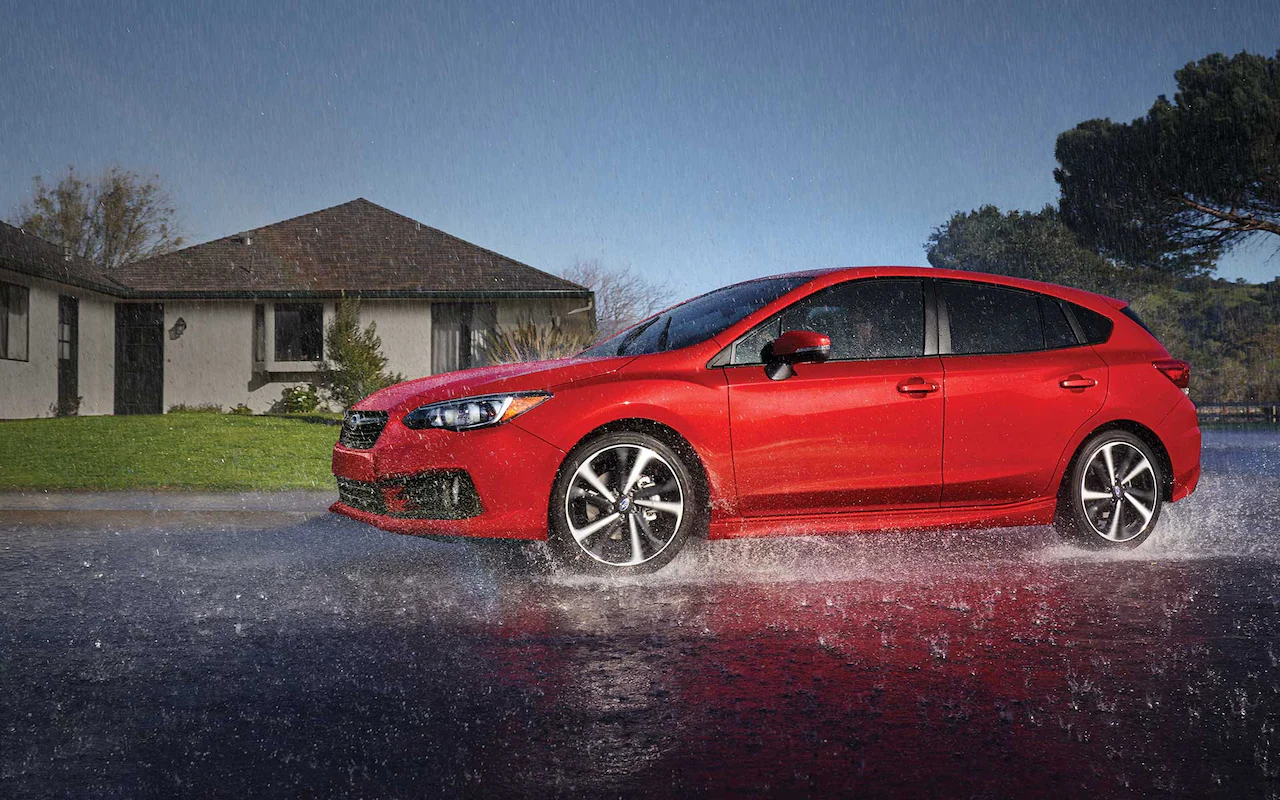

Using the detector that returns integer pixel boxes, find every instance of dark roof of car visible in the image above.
[793,266,1125,311]
[0,222,127,295]
[111,199,588,299]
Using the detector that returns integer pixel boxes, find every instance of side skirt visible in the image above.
[707,497,1058,540]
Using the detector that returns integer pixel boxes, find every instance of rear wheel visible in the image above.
[549,431,700,574]
[1055,430,1164,549]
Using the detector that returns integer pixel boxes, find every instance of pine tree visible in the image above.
[317,299,404,409]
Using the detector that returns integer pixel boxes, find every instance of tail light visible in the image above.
[1153,359,1190,394]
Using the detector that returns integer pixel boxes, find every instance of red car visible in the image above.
[331,267,1201,573]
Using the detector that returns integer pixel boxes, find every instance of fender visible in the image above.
[513,352,740,521]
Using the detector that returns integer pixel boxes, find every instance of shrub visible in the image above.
[51,396,83,417]
[228,404,254,416]
[168,403,223,414]
[272,384,321,414]
[484,319,596,364]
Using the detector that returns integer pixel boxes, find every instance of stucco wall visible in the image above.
[77,293,116,415]
[0,267,115,419]
[0,290,592,418]
[163,301,254,411]
[163,301,334,413]
[360,300,433,380]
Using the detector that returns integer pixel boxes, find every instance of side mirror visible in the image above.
[764,329,831,380]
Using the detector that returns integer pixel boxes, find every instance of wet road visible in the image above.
[2,430,1279,798]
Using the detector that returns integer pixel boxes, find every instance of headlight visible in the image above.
[401,392,551,431]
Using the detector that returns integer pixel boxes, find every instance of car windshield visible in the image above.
[580,275,812,358]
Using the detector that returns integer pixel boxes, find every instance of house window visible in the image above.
[274,303,323,361]
[432,302,496,374]
[253,304,266,365]
[0,281,30,361]
[58,300,75,360]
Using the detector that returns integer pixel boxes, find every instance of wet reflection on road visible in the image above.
[2,430,1278,797]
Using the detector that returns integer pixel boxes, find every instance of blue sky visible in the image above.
[2,0,1278,295]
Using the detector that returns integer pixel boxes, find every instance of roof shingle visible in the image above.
[3,199,588,299]
[0,222,125,295]
[112,198,587,298]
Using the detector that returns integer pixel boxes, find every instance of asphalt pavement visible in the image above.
[2,429,1279,798]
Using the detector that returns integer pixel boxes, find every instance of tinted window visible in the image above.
[731,316,781,365]
[1069,302,1115,344]
[1121,306,1155,336]
[1040,296,1079,349]
[730,279,925,364]
[943,282,1042,355]
[581,275,810,358]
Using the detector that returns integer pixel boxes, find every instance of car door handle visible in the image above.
[1059,376,1097,389]
[897,378,940,395]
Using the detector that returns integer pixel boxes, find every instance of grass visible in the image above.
[0,414,342,491]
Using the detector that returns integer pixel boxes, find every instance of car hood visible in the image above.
[352,356,631,414]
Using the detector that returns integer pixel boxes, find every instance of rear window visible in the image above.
[1068,303,1115,345]
[1120,306,1156,336]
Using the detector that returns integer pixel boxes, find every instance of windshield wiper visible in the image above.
[617,316,661,356]
[656,316,673,352]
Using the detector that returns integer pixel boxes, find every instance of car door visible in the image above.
[938,280,1108,506]
[723,278,944,517]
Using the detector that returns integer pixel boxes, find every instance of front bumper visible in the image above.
[329,418,567,540]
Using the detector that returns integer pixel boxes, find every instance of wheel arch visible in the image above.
[1057,419,1175,511]
[550,417,714,529]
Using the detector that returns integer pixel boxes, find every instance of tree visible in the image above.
[1055,51,1280,273]
[561,258,675,340]
[1130,277,1280,403]
[925,205,1143,295]
[928,204,1280,402]
[14,166,183,270]
[316,299,404,410]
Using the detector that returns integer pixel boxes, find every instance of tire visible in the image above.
[549,430,702,574]
[1054,430,1164,549]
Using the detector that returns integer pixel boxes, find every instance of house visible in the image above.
[0,199,593,418]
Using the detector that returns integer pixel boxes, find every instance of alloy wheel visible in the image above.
[563,443,685,567]
[1079,440,1160,543]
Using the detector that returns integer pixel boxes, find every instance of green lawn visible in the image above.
[0,414,342,491]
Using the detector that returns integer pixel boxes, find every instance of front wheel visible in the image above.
[1055,430,1164,549]
[549,431,701,574]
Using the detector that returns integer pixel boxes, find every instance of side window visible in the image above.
[730,279,925,364]
[1069,302,1115,344]
[1040,296,1079,349]
[732,317,781,365]
[942,281,1043,355]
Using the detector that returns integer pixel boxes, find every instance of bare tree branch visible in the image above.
[13,165,183,270]
[561,259,676,340]
[1177,195,1280,236]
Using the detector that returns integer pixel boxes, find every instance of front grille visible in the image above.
[339,410,389,449]
[335,471,483,520]
[337,477,386,514]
